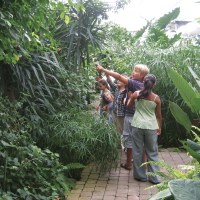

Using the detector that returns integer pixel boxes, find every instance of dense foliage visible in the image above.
[0,0,120,198]
[0,97,81,199]
[1,0,200,198]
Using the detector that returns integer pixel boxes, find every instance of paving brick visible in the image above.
[67,193,80,200]
[127,195,140,200]
[67,149,191,200]
[80,191,93,197]
[103,196,115,200]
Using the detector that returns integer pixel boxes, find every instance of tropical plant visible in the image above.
[149,127,200,200]
[33,108,120,175]
[149,67,200,200]
[149,179,200,200]
[168,67,200,132]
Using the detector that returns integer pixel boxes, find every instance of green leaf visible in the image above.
[169,101,191,132]
[64,15,70,25]
[155,7,180,29]
[149,188,172,200]
[168,68,200,114]
[186,139,200,151]
[188,66,200,88]
[60,12,65,20]
[182,141,200,163]
[169,179,200,200]
[1,140,12,147]
[31,64,41,84]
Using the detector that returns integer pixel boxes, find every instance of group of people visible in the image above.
[95,64,162,184]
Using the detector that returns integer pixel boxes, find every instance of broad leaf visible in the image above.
[149,188,172,200]
[168,68,200,114]
[169,101,191,132]
[169,179,200,200]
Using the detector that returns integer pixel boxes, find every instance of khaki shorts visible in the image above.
[122,115,133,148]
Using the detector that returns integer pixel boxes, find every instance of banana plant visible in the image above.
[168,67,200,132]
[136,7,182,48]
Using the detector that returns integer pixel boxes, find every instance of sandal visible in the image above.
[120,163,132,170]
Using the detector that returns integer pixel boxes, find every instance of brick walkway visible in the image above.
[67,149,192,200]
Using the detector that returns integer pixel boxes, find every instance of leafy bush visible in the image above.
[33,108,120,175]
[0,97,82,199]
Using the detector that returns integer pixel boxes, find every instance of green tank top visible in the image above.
[131,98,159,130]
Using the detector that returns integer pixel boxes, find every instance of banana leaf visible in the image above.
[169,101,191,132]
[168,68,200,114]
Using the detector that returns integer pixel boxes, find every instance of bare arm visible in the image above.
[155,97,162,135]
[106,74,117,91]
[96,65,128,85]
[127,91,138,108]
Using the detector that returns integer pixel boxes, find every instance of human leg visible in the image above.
[121,134,132,170]
[117,116,125,150]
[112,112,121,148]
[144,129,161,183]
[131,127,147,181]
[121,115,133,170]
[116,116,124,135]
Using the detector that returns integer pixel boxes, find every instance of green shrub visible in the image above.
[34,108,120,174]
[0,97,80,199]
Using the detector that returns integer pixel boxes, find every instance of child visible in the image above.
[96,79,111,116]
[106,74,127,136]
[96,64,149,170]
[103,91,114,123]
[128,74,162,184]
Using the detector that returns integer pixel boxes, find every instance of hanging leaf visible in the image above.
[168,68,200,114]
[169,101,191,132]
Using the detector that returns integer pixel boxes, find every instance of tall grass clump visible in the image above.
[33,107,120,178]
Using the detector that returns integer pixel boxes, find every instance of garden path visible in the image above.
[67,148,192,200]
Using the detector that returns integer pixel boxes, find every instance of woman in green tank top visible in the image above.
[127,74,162,184]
